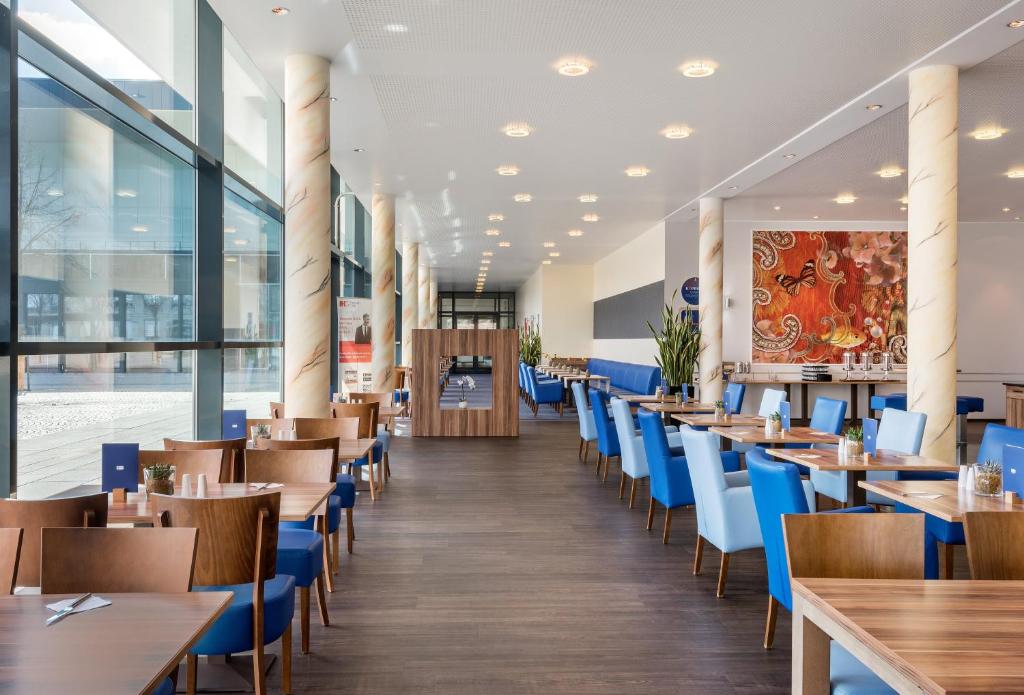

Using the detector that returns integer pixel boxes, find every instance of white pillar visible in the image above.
[428,276,438,327]
[418,263,430,328]
[401,241,419,365]
[907,65,958,464]
[283,55,331,417]
[371,193,396,392]
[698,197,724,402]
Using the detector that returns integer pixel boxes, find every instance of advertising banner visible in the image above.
[338,297,373,396]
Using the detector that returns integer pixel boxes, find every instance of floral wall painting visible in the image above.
[751,230,908,364]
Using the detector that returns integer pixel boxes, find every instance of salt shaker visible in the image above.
[838,437,847,461]
[965,464,976,494]
[179,473,193,497]
[196,473,208,498]
[957,464,969,489]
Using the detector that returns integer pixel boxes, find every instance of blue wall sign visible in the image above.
[681,277,699,306]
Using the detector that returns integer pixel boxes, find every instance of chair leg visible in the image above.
[318,516,334,592]
[716,552,731,598]
[252,641,267,695]
[281,623,292,695]
[595,452,603,476]
[645,496,656,530]
[602,455,612,482]
[578,437,584,459]
[662,507,673,544]
[628,478,638,509]
[300,586,310,654]
[332,530,340,572]
[693,534,705,575]
[315,572,330,626]
[582,440,590,464]
[346,507,355,554]
[764,595,779,649]
[384,452,391,482]
[321,517,333,589]
[366,458,378,502]
[618,471,627,499]
[186,654,198,695]
[941,542,955,579]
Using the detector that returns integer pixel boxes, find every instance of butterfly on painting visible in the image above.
[775,259,817,295]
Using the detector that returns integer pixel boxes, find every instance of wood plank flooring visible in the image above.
[274,418,792,694]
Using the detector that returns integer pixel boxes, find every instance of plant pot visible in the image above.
[458,400,469,409]
[846,439,863,456]
[714,407,726,420]
[769,419,782,436]
[146,479,174,495]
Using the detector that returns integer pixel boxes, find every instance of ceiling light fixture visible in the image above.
[1006,169,1024,179]
[661,124,693,139]
[556,57,592,77]
[543,242,556,248]
[131,225,148,233]
[582,213,600,222]
[46,188,63,197]
[542,259,552,265]
[970,126,1006,140]
[877,166,904,178]
[482,251,494,257]
[1008,19,1024,28]
[485,229,501,236]
[224,226,237,234]
[549,252,560,257]
[578,194,598,203]
[728,185,738,191]
[502,122,533,138]
[865,104,883,111]
[834,194,858,204]
[352,148,364,152]
[624,166,650,177]
[488,213,504,221]
[498,241,511,248]
[233,239,249,246]
[773,205,782,211]
[270,6,289,15]
[514,193,532,202]
[568,229,583,237]
[481,259,491,264]
[116,189,138,198]
[898,195,909,205]
[1003,207,1012,212]
[900,207,907,212]
[496,165,519,176]
[783,153,797,159]
[812,215,820,219]
[679,60,717,78]
[384,23,408,33]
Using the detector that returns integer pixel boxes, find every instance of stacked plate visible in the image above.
[801,365,832,382]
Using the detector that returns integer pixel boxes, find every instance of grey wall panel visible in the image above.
[593,281,664,339]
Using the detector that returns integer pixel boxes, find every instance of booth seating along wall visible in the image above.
[587,359,662,396]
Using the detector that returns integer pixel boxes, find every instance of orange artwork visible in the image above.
[751,230,907,364]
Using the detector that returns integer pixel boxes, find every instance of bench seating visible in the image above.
[869,392,984,415]
[587,358,661,397]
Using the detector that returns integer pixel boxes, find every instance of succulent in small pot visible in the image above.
[143,464,176,495]
[845,426,864,456]
[252,423,272,440]
[714,399,727,419]
[974,460,1003,497]
[767,411,782,435]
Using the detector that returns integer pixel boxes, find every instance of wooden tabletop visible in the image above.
[560,374,609,383]
[792,578,1024,694]
[0,592,232,695]
[620,394,671,404]
[108,482,335,524]
[336,437,377,461]
[711,426,840,445]
[379,405,405,418]
[858,479,1024,522]
[764,447,957,473]
[641,402,716,414]
[672,413,765,427]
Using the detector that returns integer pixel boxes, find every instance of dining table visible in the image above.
[641,401,716,414]
[792,577,1024,694]
[672,413,765,428]
[0,591,232,694]
[712,426,840,451]
[858,479,1024,521]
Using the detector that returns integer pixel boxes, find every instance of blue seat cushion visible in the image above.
[831,642,896,694]
[376,427,391,453]
[373,440,385,460]
[393,388,409,403]
[153,678,174,695]
[191,574,296,655]
[276,528,324,587]
[334,474,356,507]
[870,392,984,415]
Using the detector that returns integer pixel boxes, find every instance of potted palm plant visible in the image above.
[519,319,542,367]
[647,291,701,398]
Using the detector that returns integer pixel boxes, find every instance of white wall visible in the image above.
[515,264,594,358]
[515,266,542,327]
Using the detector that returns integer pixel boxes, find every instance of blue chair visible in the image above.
[785,397,848,474]
[757,388,787,417]
[724,382,746,414]
[678,429,763,596]
[153,493,295,693]
[746,448,872,648]
[638,411,697,543]
[571,381,598,463]
[526,366,564,416]
[590,388,620,481]
[612,398,680,508]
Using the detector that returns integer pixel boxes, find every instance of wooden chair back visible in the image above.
[245,449,335,484]
[349,391,394,407]
[164,437,246,483]
[784,513,924,580]
[329,401,378,437]
[294,417,360,442]
[246,418,295,440]
[139,449,223,485]
[270,402,285,418]
[40,527,199,594]
[255,436,341,470]
[964,512,1024,579]
[152,492,281,586]
[0,493,108,587]
[0,528,22,595]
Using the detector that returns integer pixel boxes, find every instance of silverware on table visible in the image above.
[46,592,92,626]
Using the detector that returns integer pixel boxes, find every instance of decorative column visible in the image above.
[418,263,430,328]
[371,193,396,392]
[428,276,438,327]
[698,197,724,402]
[907,65,958,464]
[283,55,331,417]
[401,240,419,365]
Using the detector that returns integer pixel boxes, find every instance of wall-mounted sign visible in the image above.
[338,297,373,396]
[681,276,699,306]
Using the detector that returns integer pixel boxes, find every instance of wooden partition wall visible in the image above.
[411,329,519,437]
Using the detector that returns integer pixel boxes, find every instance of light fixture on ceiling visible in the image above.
[1008,19,1024,28]
[514,193,532,202]
[969,126,1006,140]
[352,148,364,152]
[384,23,408,33]
[131,224,148,233]
[481,259,491,264]
[661,124,693,139]
[900,207,907,212]
[543,242,556,248]
[233,239,249,246]
[503,122,533,138]
[812,215,819,219]
[1003,207,1012,212]
[542,259,552,265]
[549,252,560,257]
[582,213,600,222]
[625,166,650,177]
[877,166,904,178]
[556,57,592,77]
[224,226,237,234]
[270,6,289,15]
[328,96,338,103]
[496,165,520,176]
[834,193,858,205]
[783,153,797,160]
[1006,168,1024,179]
[568,229,583,237]
[1016,216,1022,221]
[498,241,511,248]
[225,257,237,263]
[679,60,717,78]
[578,194,598,203]
[898,195,909,205]
[46,188,63,197]
[116,189,138,198]
[865,104,883,111]
[488,213,504,221]
[485,229,501,236]
[773,205,782,211]
[728,185,738,191]
[482,251,494,256]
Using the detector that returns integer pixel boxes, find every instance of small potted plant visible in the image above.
[974,460,1003,497]
[457,375,476,409]
[845,426,864,456]
[251,423,271,442]
[714,400,727,420]
[143,463,175,495]
[766,411,782,436]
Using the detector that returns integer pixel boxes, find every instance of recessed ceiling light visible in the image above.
[46,188,63,197]
[549,252,560,257]
[482,251,494,257]
[131,225,148,233]
[1003,207,1012,212]
[970,126,1006,140]
[543,242,556,248]
[783,153,797,159]
[328,96,338,103]
[877,166,903,178]
[514,193,532,202]
[568,229,583,237]
[556,57,592,77]
[582,213,600,222]
[834,194,858,205]
[898,195,909,205]
[233,239,249,246]
[773,205,782,211]
[224,226,237,234]
[865,104,883,111]
[578,194,598,203]
[225,257,237,263]
[485,229,501,236]
[352,148,364,152]
[812,215,819,219]
[498,241,511,248]
[728,185,738,191]
[1016,216,1022,221]
[625,166,650,177]
[481,259,491,264]
[116,189,137,198]
[488,213,504,221]
[270,6,289,15]
[384,23,408,33]
[661,124,693,139]
[1008,19,1024,28]
[679,60,717,78]
[900,207,907,212]
[496,165,519,176]
[502,122,533,138]
[542,259,552,265]
[1006,169,1024,179]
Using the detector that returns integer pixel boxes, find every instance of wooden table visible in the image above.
[730,376,906,420]
[792,578,1024,694]
[0,592,232,694]
[712,426,840,452]
[765,448,957,506]
[641,402,716,414]
[858,479,1024,522]
[108,482,335,524]
[620,394,671,404]
[672,413,765,428]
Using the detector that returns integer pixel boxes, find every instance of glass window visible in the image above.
[224,189,281,341]
[223,28,283,204]
[18,59,196,342]
[16,350,193,499]
[19,0,196,139]
[224,347,280,418]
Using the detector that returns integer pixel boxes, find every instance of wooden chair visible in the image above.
[153,492,291,695]
[784,513,924,579]
[270,402,285,418]
[246,418,296,441]
[245,448,333,652]
[0,493,108,588]
[139,449,223,485]
[164,438,246,483]
[964,512,1024,579]
[0,528,23,595]
[329,402,382,497]
[348,392,395,482]
[296,416,379,501]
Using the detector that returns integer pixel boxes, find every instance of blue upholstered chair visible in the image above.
[590,388,620,481]
[785,397,848,474]
[678,429,762,596]
[758,388,788,417]
[571,381,598,464]
[724,382,746,414]
[611,398,680,508]
[526,366,564,416]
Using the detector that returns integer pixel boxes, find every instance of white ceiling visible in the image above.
[211,0,1023,289]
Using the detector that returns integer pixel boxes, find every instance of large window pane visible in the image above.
[224,347,281,419]
[19,0,196,139]
[224,189,281,341]
[16,350,193,499]
[18,59,196,341]
[224,28,282,204]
